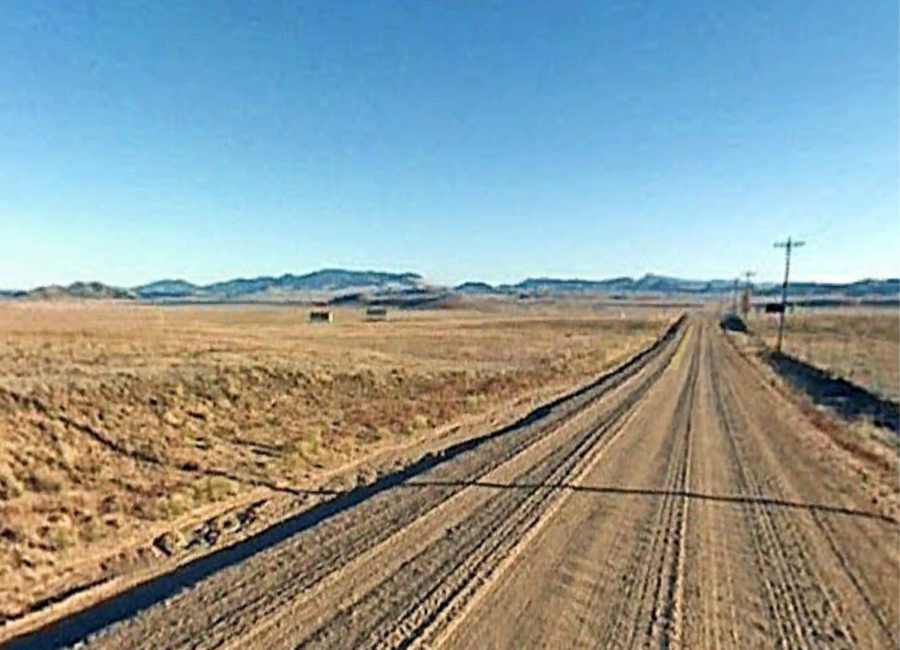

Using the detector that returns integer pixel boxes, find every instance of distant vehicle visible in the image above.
[719,312,748,333]
[309,310,333,323]
[765,303,785,314]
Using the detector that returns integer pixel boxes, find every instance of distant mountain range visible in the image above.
[0,281,136,300]
[133,269,425,299]
[475,274,899,298]
[1,270,897,302]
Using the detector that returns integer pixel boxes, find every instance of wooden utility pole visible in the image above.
[741,271,755,318]
[773,237,805,353]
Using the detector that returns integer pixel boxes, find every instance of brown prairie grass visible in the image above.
[0,300,673,620]
[747,308,899,402]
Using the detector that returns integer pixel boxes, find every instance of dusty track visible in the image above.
[3,316,898,649]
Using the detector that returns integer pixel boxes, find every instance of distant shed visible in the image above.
[309,310,333,323]
[366,306,388,321]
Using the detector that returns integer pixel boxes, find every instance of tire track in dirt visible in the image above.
[442,317,703,650]
[645,326,697,649]
[410,326,700,650]
[718,332,899,647]
[708,333,856,648]
[711,332,899,648]
[681,330,768,649]
[616,324,699,650]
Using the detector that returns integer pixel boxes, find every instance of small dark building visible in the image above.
[366,306,388,321]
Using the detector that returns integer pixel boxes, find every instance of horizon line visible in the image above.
[2,268,898,293]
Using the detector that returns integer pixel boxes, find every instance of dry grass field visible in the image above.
[0,300,674,623]
[748,308,899,402]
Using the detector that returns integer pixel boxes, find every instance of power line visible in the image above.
[773,237,805,353]
[801,217,832,243]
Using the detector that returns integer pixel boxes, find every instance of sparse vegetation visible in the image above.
[749,309,899,401]
[0,301,671,620]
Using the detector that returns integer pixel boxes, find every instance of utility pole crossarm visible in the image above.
[774,241,806,250]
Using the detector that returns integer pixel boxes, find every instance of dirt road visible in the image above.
[5,316,898,649]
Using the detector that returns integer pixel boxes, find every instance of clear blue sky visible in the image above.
[1,1,897,289]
